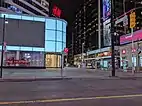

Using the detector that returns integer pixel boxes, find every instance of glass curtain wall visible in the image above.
[0,13,67,68]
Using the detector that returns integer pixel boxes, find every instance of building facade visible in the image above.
[70,0,142,69]
[68,0,101,66]
[120,30,142,70]
[0,0,49,16]
[0,13,67,68]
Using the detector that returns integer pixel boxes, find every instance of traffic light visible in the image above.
[129,12,136,28]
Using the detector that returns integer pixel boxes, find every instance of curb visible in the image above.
[0,77,72,82]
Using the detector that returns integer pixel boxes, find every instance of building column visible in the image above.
[16,51,20,66]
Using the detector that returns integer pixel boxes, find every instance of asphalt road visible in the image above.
[1,78,142,106]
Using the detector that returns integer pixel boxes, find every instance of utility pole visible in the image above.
[0,15,6,78]
[111,0,116,76]
[98,0,101,49]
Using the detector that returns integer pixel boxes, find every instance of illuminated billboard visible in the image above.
[103,0,111,21]
[120,30,142,44]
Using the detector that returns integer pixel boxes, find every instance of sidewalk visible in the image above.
[0,68,142,81]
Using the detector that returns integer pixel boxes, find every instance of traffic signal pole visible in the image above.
[111,0,115,76]
[130,11,136,75]
[131,28,134,75]
[0,15,6,78]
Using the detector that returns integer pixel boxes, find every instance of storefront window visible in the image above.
[4,51,44,67]
[132,56,136,67]
[140,57,142,67]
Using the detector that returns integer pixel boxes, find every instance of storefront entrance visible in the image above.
[45,54,61,68]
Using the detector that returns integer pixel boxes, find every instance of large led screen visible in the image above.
[0,18,45,47]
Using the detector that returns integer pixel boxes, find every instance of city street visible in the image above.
[1,78,142,105]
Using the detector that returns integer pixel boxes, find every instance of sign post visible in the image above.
[61,48,68,78]
[130,11,136,75]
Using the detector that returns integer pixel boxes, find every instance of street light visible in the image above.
[0,15,8,78]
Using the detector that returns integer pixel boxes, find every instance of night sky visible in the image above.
[51,0,83,24]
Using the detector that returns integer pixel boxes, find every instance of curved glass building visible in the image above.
[0,13,67,68]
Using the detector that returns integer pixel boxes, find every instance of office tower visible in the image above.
[0,0,49,16]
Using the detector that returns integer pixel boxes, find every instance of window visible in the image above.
[0,14,9,18]
[132,56,136,67]
[45,30,56,41]
[8,14,21,19]
[21,15,34,21]
[63,32,66,43]
[56,31,62,42]
[7,46,20,51]
[0,45,2,50]
[57,20,62,31]
[56,42,62,52]
[33,17,45,22]
[45,41,55,52]
[63,22,66,32]
[32,47,45,52]
[20,47,33,51]
[46,19,56,29]
[63,43,66,49]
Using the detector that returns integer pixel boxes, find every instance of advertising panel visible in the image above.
[103,0,111,22]
[120,30,142,44]
[0,18,45,47]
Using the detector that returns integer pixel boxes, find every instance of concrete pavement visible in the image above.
[1,68,142,81]
[0,79,142,105]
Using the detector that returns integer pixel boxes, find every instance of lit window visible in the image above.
[21,15,34,21]
[8,14,21,19]
[32,47,45,52]
[33,17,45,22]
[20,47,33,51]
[7,46,20,51]
[45,19,56,30]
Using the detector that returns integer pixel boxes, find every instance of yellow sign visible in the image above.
[130,12,136,28]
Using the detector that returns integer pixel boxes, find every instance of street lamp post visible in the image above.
[0,15,6,78]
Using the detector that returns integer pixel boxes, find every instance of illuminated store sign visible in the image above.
[103,0,111,21]
[52,5,62,17]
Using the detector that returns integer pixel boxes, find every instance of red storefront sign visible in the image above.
[5,60,29,65]
[52,5,62,17]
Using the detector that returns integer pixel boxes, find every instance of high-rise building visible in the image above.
[69,0,142,68]
[68,0,101,65]
[0,0,49,17]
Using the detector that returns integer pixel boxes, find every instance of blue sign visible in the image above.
[103,0,111,21]
[7,6,22,14]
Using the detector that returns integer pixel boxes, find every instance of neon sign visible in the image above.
[52,5,61,17]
